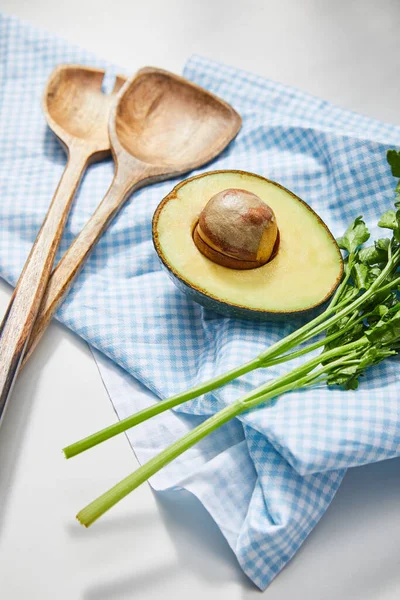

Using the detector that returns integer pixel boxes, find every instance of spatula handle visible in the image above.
[0,147,90,426]
[20,164,148,367]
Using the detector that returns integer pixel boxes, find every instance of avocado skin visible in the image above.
[157,256,326,322]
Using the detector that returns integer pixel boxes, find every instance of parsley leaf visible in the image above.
[336,216,370,254]
[387,149,400,177]
[378,210,398,230]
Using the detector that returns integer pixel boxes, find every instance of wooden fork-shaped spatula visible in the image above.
[0,65,125,426]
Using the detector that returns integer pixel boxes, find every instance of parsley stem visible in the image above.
[65,259,399,459]
[76,348,362,527]
[327,254,354,310]
[63,356,260,458]
[77,398,244,527]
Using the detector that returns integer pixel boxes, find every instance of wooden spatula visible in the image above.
[0,65,125,427]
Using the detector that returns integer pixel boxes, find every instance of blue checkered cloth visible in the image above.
[1,12,400,590]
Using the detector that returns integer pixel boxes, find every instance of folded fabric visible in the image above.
[1,12,400,589]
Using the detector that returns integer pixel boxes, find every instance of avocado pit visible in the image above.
[193,188,279,269]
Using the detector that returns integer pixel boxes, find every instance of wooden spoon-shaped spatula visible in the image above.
[22,67,242,366]
[0,65,125,426]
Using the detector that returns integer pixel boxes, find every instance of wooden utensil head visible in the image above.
[110,67,241,178]
[43,65,126,159]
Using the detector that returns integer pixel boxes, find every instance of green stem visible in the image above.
[66,254,400,460]
[65,334,366,459]
[238,342,365,407]
[63,357,260,459]
[370,275,400,298]
[77,398,244,527]
[265,314,361,367]
[76,349,361,527]
[244,350,363,409]
[327,255,354,310]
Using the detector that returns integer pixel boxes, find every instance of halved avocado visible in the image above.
[152,170,343,320]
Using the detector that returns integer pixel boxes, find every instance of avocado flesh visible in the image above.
[155,171,343,313]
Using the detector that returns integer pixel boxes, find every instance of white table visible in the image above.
[0,1,399,598]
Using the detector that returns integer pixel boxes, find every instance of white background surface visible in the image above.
[0,1,399,598]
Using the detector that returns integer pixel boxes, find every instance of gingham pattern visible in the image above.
[1,12,400,590]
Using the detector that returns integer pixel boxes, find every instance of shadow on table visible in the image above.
[65,510,156,538]
[154,489,254,590]
[0,373,39,537]
[81,488,256,600]
[82,561,179,600]
[0,282,42,537]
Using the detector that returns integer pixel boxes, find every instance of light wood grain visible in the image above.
[21,67,242,366]
[0,65,125,426]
